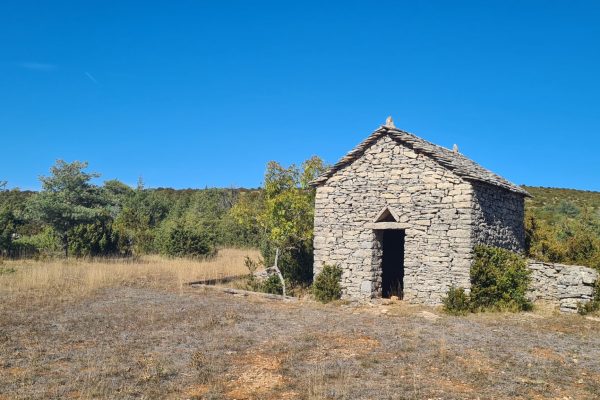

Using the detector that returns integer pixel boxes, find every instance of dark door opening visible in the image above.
[381,229,405,299]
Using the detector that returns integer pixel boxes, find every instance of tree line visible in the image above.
[0,157,326,285]
[2,164,599,287]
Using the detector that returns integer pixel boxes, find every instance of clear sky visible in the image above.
[1,1,599,191]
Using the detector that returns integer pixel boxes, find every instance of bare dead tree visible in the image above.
[272,248,286,297]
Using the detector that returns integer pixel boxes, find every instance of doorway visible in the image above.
[381,229,405,298]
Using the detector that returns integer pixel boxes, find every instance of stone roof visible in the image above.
[310,125,530,196]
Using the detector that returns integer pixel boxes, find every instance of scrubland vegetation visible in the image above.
[3,170,600,277]
[524,186,600,270]
[0,157,325,289]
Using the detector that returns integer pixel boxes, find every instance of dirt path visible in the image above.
[1,286,599,399]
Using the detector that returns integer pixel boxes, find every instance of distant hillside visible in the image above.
[524,186,600,214]
[523,186,600,270]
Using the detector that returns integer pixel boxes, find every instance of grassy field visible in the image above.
[1,249,600,399]
[0,248,258,302]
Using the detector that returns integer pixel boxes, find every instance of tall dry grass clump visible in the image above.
[0,248,259,303]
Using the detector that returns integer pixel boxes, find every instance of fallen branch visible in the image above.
[189,282,298,301]
[188,274,244,286]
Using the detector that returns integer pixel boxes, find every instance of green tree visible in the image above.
[103,179,134,217]
[226,190,266,247]
[26,160,110,257]
[112,186,170,255]
[0,207,17,257]
[0,186,38,257]
[0,182,13,256]
[260,156,327,284]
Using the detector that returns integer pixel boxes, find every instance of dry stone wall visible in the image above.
[471,181,526,253]
[527,260,598,313]
[313,134,474,304]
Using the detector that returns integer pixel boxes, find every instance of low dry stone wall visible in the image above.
[527,260,598,313]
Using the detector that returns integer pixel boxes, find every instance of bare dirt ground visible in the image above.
[1,254,600,399]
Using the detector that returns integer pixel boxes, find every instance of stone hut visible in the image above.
[310,118,529,304]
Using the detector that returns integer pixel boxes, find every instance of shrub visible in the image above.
[261,274,283,295]
[12,227,61,258]
[470,246,532,312]
[9,240,39,259]
[244,256,262,292]
[577,280,600,315]
[312,264,343,303]
[157,220,216,258]
[68,220,120,257]
[442,286,471,315]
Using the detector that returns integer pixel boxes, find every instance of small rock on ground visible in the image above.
[420,311,441,321]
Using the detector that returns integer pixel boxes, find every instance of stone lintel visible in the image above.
[366,222,409,230]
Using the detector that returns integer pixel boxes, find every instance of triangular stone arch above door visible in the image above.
[373,206,401,223]
[367,206,408,230]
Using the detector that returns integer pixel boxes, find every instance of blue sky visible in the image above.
[1,1,599,191]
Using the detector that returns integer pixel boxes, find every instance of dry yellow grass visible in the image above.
[2,250,600,398]
[0,248,260,301]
